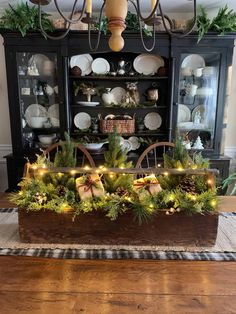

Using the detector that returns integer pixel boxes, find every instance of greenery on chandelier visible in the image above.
[10,134,218,225]
[197,5,236,42]
[0,2,54,37]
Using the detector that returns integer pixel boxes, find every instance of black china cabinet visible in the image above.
[0,30,234,191]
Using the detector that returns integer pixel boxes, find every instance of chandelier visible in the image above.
[30,0,197,52]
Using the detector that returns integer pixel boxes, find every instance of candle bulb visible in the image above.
[151,0,157,11]
[86,0,92,14]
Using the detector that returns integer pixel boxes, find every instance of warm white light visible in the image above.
[211,200,217,207]
[70,170,76,175]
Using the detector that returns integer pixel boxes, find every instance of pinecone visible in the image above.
[116,187,128,197]
[178,176,197,194]
[33,192,47,205]
[57,186,66,197]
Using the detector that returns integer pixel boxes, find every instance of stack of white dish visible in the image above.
[25,104,48,128]
[24,104,60,128]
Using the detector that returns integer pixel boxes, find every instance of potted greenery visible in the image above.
[0,2,54,37]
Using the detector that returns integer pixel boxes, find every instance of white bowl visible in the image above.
[38,134,56,145]
[28,116,47,128]
[50,117,60,127]
[84,143,106,150]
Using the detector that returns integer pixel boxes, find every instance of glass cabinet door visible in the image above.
[177,53,220,151]
[16,52,60,151]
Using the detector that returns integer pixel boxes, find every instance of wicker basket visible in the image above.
[100,116,135,134]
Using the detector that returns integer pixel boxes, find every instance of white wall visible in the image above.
[0,36,12,191]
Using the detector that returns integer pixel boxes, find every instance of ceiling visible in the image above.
[0,0,236,13]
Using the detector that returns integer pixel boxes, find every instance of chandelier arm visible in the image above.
[134,0,160,23]
[38,3,72,40]
[54,0,86,24]
[158,0,197,38]
[88,1,105,51]
[130,1,156,52]
[155,13,174,30]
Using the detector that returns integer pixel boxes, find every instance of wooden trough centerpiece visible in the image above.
[17,165,219,246]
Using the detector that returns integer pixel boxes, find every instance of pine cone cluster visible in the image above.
[57,186,66,197]
[177,176,197,194]
[116,187,128,197]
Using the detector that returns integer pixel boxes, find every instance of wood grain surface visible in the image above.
[0,257,235,313]
[18,208,219,245]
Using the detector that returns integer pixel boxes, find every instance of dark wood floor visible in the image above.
[0,193,236,313]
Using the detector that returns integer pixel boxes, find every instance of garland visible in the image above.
[9,135,218,225]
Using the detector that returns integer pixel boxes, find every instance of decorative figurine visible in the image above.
[27,60,39,76]
[193,136,204,149]
[194,111,201,124]
[122,82,140,106]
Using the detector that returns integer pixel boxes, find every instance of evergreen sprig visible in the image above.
[54,132,76,167]
[0,2,54,37]
[197,5,236,42]
[103,133,133,193]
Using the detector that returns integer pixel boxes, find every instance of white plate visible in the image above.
[181,54,205,69]
[77,101,100,107]
[144,112,162,130]
[177,104,191,123]
[121,139,132,152]
[28,54,50,75]
[128,136,140,150]
[92,58,110,74]
[74,112,91,129]
[133,54,164,75]
[25,104,47,122]
[48,104,59,119]
[192,105,205,122]
[110,87,126,104]
[70,54,93,76]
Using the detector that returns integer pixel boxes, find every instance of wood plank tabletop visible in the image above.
[0,193,236,313]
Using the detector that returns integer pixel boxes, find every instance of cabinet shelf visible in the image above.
[69,75,168,81]
[23,127,60,133]
[71,105,167,109]
[72,131,167,137]
[18,74,54,80]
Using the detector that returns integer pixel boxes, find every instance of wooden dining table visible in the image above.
[0,193,235,313]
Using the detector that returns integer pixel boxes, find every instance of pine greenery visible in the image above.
[54,132,76,167]
[103,133,133,192]
[0,2,54,37]
[9,133,218,224]
[197,5,236,42]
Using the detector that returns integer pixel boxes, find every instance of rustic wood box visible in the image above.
[18,209,219,246]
